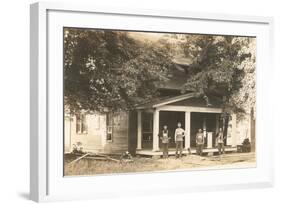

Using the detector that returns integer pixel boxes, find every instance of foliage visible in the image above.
[64,28,172,113]
[72,142,84,154]
[179,35,255,115]
[64,29,256,116]
[228,38,256,116]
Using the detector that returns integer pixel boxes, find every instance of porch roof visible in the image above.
[136,93,223,110]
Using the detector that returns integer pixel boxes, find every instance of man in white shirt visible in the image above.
[174,122,185,158]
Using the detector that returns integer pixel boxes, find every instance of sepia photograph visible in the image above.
[63,28,256,176]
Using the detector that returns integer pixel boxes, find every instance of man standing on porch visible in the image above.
[216,128,225,155]
[174,122,185,158]
[160,125,171,159]
[196,129,204,156]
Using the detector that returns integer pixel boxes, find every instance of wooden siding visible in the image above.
[64,114,106,153]
[128,111,137,155]
[103,111,129,154]
[64,115,71,153]
[65,111,130,154]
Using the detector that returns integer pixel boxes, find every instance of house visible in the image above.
[64,62,254,155]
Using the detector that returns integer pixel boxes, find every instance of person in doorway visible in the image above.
[216,128,225,155]
[160,125,171,159]
[196,128,204,156]
[174,122,185,158]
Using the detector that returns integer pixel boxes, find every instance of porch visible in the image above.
[135,93,237,153]
[136,147,237,156]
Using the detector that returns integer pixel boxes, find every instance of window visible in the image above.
[76,113,88,134]
[106,113,113,141]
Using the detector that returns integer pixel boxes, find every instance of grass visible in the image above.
[64,152,256,176]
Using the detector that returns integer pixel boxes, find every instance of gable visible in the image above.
[136,92,223,109]
[167,96,223,108]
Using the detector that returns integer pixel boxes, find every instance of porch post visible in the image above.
[203,118,207,138]
[153,109,160,151]
[137,110,142,150]
[185,111,191,149]
[215,114,219,133]
[227,114,237,147]
[231,114,237,147]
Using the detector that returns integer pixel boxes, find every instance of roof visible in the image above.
[158,64,188,90]
[136,93,223,109]
[152,93,196,108]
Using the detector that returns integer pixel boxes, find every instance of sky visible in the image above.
[128,31,167,42]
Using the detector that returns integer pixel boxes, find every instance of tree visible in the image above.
[179,35,255,115]
[64,28,173,113]
[228,38,256,117]
[64,29,256,117]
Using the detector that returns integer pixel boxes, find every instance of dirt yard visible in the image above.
[64,152,256,176]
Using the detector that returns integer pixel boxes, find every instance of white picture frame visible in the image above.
[30,2,274,202]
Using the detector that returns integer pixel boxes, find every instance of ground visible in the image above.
[64,152,256,176]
